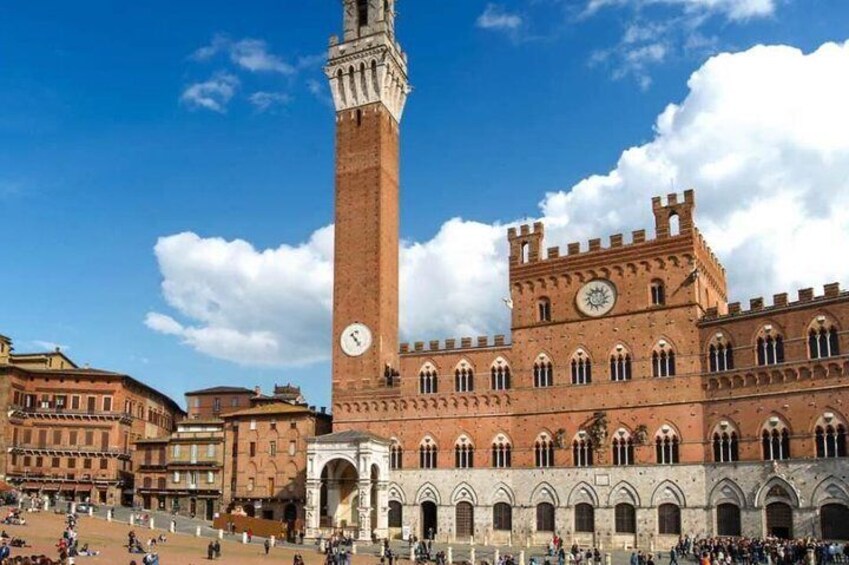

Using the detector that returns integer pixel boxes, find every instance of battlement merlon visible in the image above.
[508,189,724,269]
[701,282,846,323]
[400,334,510,355]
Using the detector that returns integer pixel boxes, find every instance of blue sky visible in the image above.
[2,1,849,409]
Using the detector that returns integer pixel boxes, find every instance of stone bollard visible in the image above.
[605,553,612,565]
[130,514,135,526]
[470,535,475,546]
[218,529,224,539]
[520,550,526,565]
[242,531,248,544]
[320,539,326,553]
[525,535,530,549]
[352,542,358,554]
[70,502,77,515]
[448,547,453,564]
[410,546,416,563]
[107,510,112,523]
[495,549,500,564]
[470,547,476,565]
[43,499,49,511]
[149,517,155,530]
[196,526,202,537]
[88,508,93,517]
[170,520,176,533]
[270,535,276,547]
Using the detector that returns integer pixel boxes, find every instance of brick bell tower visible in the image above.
[327,0,409,396]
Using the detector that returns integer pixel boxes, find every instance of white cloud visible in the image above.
[191,35,294,75]
[585,0,776,20]
[477,4,523,31]
[248,91,292,112]
[151,40,849,368]
[180,72,239,113]
[584,0,778,87]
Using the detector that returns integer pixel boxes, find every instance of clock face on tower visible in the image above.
[576,279,617,317]
[340,323,373,357]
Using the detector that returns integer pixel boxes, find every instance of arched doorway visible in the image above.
[421,501,437,539]
[319,459,359,532]
[456,501,474,541]
[766,502,793,538]
[821,504,849,540]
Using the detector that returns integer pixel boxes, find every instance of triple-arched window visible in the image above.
[756,327,785,366]
[655,426,680,464]
[454,435,474,469]
[809,320,840,359]
[708,333,734,373]
[492,434,512,468]
[612,429,634,466]
[610,345,632,382]
[534,355,554,388]
[491,358,511,391]
[711,422,739,463]
[761,418,790,461]
[419,363,438,394]
[571,350,592,385]
[652,342,676,377]
[455,361,474,393]
[573,432,593,467]
[419,438,437,469]
[534,433,554,468]
[815,413,847,458]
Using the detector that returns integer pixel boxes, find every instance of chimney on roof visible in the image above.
[320,406,326,414]
[254,385,261,396]
[309,405,316,412]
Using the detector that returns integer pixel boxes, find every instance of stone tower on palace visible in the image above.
[327,0,409,396]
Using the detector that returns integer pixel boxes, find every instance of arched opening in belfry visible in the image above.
[319,459,359,531]
[357,0,369,27]
[669,212,680,236]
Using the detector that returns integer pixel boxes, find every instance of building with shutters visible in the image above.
[0,335,182,506]
[301,0,849,547]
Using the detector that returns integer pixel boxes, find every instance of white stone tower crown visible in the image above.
[326,0,410,122]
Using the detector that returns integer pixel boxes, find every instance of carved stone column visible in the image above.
[305,479,322,538]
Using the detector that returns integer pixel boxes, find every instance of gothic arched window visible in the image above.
[756,326,785,366]
[655,426,680,464]
[571,349,592,385]
[491,358,511,391]
[491,434,512,468]
[454,435,475,469]
[809,319,840,359]
[419,363,438,395]
[761,418,791,461]
[708,333,734,373]
[534,354,554,388]
[390,440,403,470]
[610,345,632,382]
[652,341,676,377]
[573,432,593,467]
[534,432,554,468]
[455,361,474,393]
[711,422,739,463]
[814,413,847,458]
[612,429,634,466]
[419,437,437,469]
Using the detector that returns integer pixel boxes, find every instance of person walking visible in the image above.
[265,538,272,555]
[670,547,679,565]
[214,539,221,559]
[207,541,215,560]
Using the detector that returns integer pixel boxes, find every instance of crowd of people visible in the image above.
[683,535,849,565]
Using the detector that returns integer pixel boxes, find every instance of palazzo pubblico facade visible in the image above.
[303,0,849,549]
